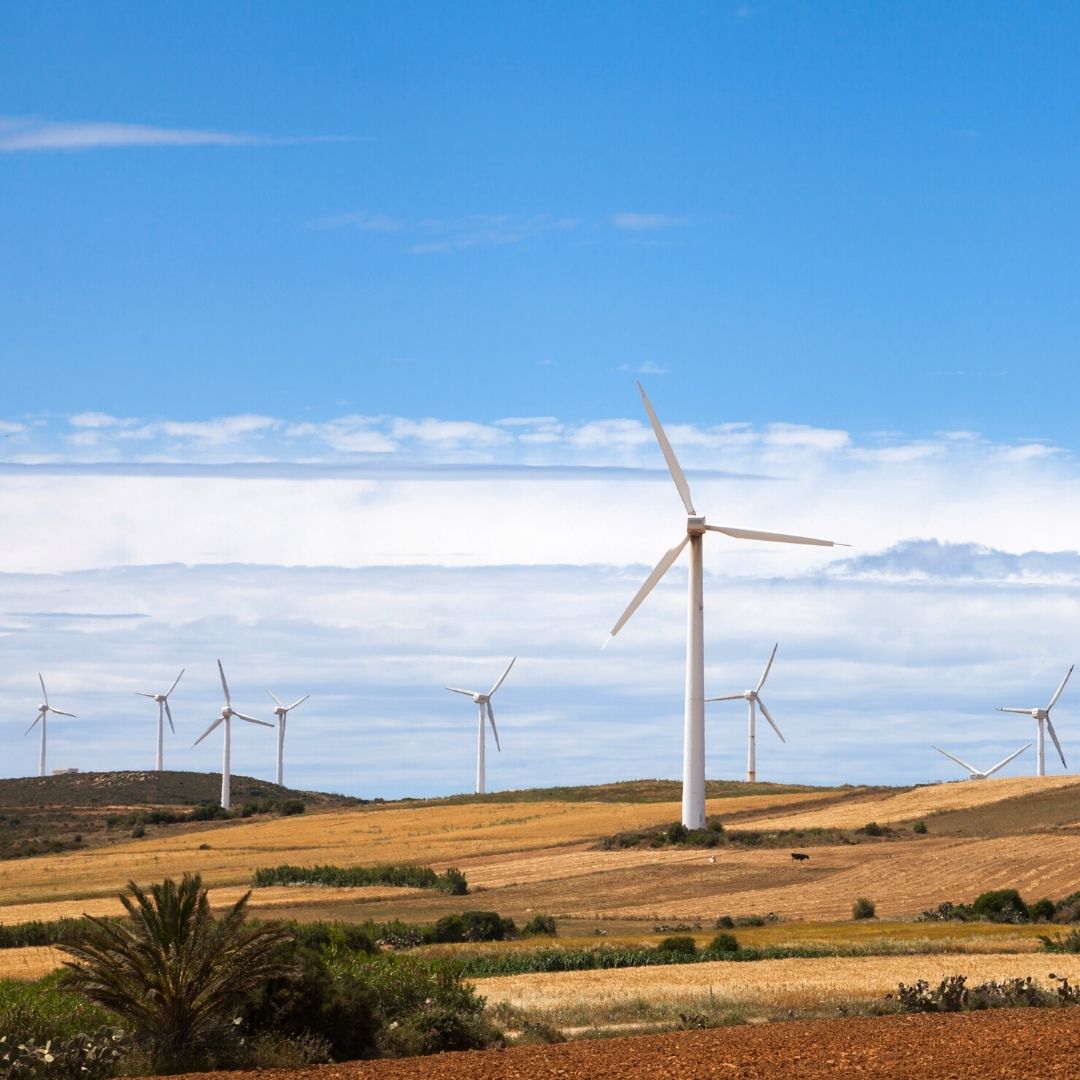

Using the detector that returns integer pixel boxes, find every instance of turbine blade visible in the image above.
[166,668,185,698]
[997,707,1033,715]
[705,693,745,702]
[446,687,480,697]
[705,525,847,548]
[1046,718,1067,769]
[217,659,231,705]
[39,673,47,706]
[164,699,175,734]
[933,746,977,773]
[758,699,785,743]
[50,709,76,718]
[607,536,690,640]
[487,701,501,752]
[193,716,224,746]
[24,713,42,735]
[637,382,696,515]
[755,643,779,693]
[135,692,157,698]
[1047,664,1075,712]
[234,712,272,727]
[488,657,516,697]
[267,689,284,708]
[984,743,1032,777]
[286,695,309,712]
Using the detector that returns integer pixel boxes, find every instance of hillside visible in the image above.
[0,770,362,860]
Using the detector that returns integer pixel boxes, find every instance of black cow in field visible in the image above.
[790,852,810,863]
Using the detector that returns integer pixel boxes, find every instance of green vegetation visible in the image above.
[893,973,1080,1013]
[598,817,908,851]
[852,897,876,920]
[251,863,468,894]
[918,887,1078,926]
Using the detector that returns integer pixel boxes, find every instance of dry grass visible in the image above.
[473,953,1080,1013]
[0,947,65,981]
[0,793,827,907]
[737,775,1080,830]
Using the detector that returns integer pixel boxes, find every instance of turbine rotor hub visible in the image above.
[687,515,707,537]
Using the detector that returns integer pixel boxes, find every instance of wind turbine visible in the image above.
[998,665,1073,776]
[605,384,847,828]
[194,660,272,810]
[707,643,785,783]
[267,689,309,787]
[445,658,515,794]
[933,743,1031,781]
[25,674,76,778]
[136,668,184,771]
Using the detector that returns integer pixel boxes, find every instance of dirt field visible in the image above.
[472,952,1080,1013]
[160,1009,1080,1079]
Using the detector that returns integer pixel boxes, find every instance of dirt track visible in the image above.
[168,1009,1080,1079]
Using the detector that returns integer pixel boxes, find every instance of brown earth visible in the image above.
[160,1008,1080,1079]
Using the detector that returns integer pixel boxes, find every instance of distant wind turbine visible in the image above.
[933,743,1031,781]
[445,658,516,794]
[267,689,309,787]
[136,668,184,771]
[194,660,272,810]
[604,383,847,828]
[25,674,76,778]
[998,665,1073,776]
[707,644,784,782]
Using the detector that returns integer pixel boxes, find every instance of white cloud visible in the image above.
[69,412,131,429]
[612,212,687,231]
[0,421,25,435]
[618,362,669,375]
[0,117,345,153]
[763,423,851,451]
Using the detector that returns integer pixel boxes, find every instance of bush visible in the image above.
[1038,929,1080,953]
[912,821,927,834]
[431,911,516,944]
[666,823,690,844]
[852,897,876,920]
[379,1004,502,1057]
[715,915,735,929]
[522,914,557,936]
[1030,898,1056,922]
[252,863,468,895]
[705,932,739,955]
[0,1027,128,1080]
[0,974,114,1044]
[971,889,1029,924]
[656,935,697,957]
[862,822,884,837]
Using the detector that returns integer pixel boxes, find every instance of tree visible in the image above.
[59,873,295,1070]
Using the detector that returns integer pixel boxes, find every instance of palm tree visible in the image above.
[59,873,295,1070]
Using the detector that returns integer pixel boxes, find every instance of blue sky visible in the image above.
[2,4,1079,794]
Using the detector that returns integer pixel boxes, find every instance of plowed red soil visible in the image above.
[166,1009,1080,1079]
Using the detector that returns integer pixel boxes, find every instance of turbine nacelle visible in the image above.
[687,515,707,537]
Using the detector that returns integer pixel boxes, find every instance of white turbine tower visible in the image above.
[445,658,516,794]
[605,384,847,828]
[267,689,309,787]
[25,674,76,778]
[997,665,1073,776]
[706,643,784,783]
[933,743,1031,781]
[194,660,272,810]
[136,668,185,771]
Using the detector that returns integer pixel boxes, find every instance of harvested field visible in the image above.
[473,952,1080,1013]
[737,774,1080,830]
[160,1009,1080,1079]
[0,793,825,906]
[0,946,64,981]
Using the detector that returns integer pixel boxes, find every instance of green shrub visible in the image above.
[852,897,876,920]
[0,1027,128,1080]
[0,974,115,1043]
[971,889,1029,924]
[666,823,690,844]
[912,821,928,834]
[656,936,697,957]
[862,822,884,837]
[432,911,516,944]
[1038,929,1080,953]
[715,915,735,929]
[705,932,739,955]
[252,863,467,894]
[1030,898,1056,922]
[522,914,557,936]
[378,1004,502,1057]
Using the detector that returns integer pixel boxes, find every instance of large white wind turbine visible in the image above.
[605,384,847,828]
[136,668,184,771]
[933,743,1031,781]
[998,665,1073,776]
[267,689,309,787]
[445,658,516,794]
[194,660,272,810]
[25,674,76,778]
[707,644,785,783]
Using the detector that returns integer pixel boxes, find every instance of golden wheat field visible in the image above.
[473,953,1080,1013]
[737,774,1080,830]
